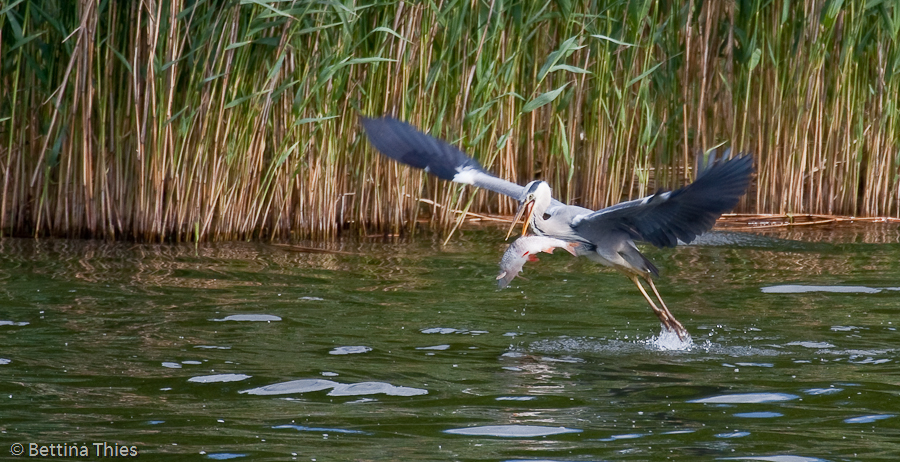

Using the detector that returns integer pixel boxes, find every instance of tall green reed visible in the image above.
[0,0,897,241]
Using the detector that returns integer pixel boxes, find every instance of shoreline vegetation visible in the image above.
[2,1,898,242]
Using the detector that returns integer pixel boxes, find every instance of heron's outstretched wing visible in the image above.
[360,116,530,201]
[572,152,754,248]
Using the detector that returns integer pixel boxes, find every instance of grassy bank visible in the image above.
[1,0,898,241]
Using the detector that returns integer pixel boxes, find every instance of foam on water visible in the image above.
[527,326,895,364]
[527,332,774,357]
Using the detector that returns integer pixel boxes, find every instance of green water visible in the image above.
[1,226,899,461]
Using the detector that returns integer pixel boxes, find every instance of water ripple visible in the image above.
[240,379,339,395]
[843,414,895,424]
[211,314,281,322]
[762,284,897,294]
[721,456,829,462]
[416,344,451,350]
[597,432,643,442]
[688,393,799,404]
[273,424,371,435]
[188,374,251,383]
[715,431,751,438]
[328,381,427,397]
[329,346,372,355]
[444,425,581,437]
[803,387,843,395]
[421,327,489,335]
[205,453,247,460]
[735,412,783,418]
[240,379,427,397]
[786,341,835,349]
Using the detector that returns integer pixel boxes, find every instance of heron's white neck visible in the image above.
[533,181,552,212]
[527,181,553,231]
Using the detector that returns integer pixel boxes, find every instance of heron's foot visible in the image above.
[656,314,689,341]
[653,321,692,350]
[664,320,690,342]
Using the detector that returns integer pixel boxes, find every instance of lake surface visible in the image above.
[2,224,899,461]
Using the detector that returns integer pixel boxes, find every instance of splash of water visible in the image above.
[644,326,694,351]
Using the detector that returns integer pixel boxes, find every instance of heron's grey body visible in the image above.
[512,184,652,276]
[361,116,755,340]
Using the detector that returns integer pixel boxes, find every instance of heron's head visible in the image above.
[522,181,552,210]
[505,181,553,240]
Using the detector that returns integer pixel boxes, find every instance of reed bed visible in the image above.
[1,0,898,241]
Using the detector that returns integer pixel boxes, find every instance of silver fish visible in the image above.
[497,236,578,288]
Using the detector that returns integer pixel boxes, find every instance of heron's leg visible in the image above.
[629,275,674,328]
[645,276,688,340]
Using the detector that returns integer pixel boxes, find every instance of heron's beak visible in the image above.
[505,199,535,240]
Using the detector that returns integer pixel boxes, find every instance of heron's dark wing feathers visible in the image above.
[360,116,529,201]
[573,153,754,248]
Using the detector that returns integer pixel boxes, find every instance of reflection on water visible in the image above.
[1,224,899,460]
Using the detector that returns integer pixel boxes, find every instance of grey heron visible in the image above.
[360,116,754,340]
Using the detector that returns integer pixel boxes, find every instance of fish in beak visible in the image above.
[496,236,578,288]
[505,199,535,241]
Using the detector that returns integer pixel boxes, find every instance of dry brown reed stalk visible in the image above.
[0,1,898,242]
[717,213,900,228]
